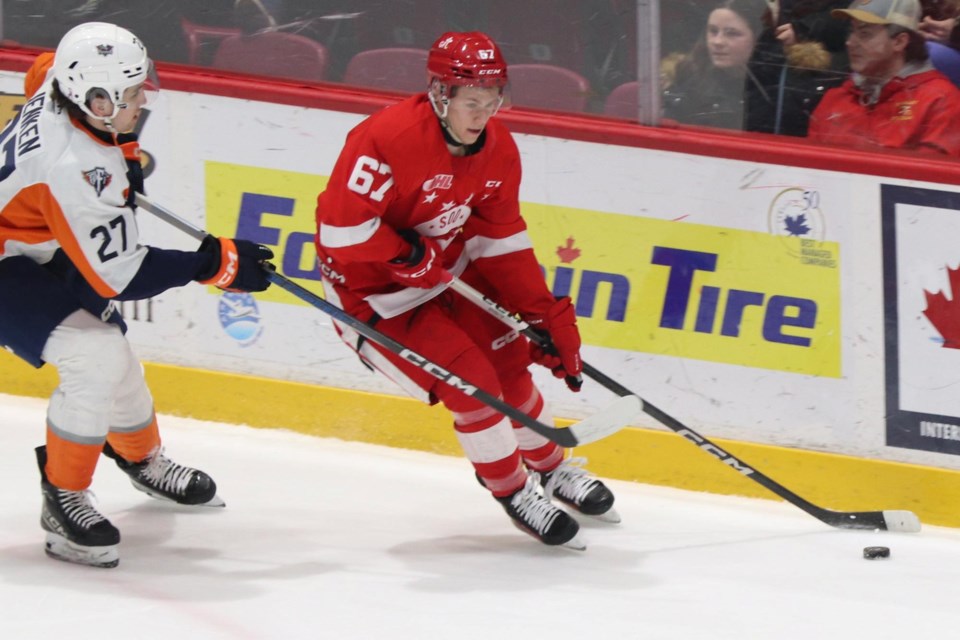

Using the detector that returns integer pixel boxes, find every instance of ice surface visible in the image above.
[1,393,957,639]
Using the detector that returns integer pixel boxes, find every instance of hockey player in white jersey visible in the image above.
[0,23,274,568]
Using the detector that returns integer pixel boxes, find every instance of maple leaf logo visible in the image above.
[923,265,960,348]
[556,237,581,263]
[784,213,811,236]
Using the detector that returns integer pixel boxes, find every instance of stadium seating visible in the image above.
[181,17,241,66]
[508,63,591,112]
[603,80,639,119]
[213,32,329,82]
[343,48,429,93]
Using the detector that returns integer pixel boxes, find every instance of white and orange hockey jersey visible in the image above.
[0,75,205,302]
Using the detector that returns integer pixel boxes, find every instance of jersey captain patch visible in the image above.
[82,167,113,197]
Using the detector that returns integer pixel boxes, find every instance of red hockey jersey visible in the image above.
[316,95,553,320]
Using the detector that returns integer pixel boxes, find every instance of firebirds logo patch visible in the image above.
[82,167,112,197]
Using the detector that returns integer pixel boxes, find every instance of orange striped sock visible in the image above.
[45,428,103,491]
[106,416,160,463]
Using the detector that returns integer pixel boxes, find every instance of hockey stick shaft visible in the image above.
[134,194,639,447]
[447,276,921,532]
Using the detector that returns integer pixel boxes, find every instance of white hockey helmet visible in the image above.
[53,22,157,121]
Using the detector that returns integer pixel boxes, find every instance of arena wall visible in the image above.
[2,51,958,527]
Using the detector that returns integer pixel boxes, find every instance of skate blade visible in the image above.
[586,507,621,524]
[510,521,587,551]
[202,494,226,508]
[562,534,587,551]
[45,533,118,568]
[131,482,226,507]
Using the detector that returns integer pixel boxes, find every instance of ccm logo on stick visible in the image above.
[399,349,477,394]
[677,429,756,476]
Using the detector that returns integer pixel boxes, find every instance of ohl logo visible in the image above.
[218,291,263,346]
[421,174,453,191]
[545,236,629,322]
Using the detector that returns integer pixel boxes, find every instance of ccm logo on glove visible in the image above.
[212,243,239,288]
[387,232,447,289]
[197,235,274,292]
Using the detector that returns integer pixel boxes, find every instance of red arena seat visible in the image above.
[603,80,639,119]
[181,17,241,66]
[343,48,429,94]
[508,63,591,112]
[213,32,328,82]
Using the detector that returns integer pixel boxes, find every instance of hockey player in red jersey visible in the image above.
[0,23,274,568]
[315,32,618,549]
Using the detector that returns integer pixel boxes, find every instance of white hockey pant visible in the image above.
[40,309,154,444]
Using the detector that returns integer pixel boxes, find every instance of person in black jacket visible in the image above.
[745,0,851,136]
[663,0,772,130]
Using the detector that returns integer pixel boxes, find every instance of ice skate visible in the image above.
[543,457,620,523]
[36,446,120,568]
[102,442,225,507]
[497,472,585,550]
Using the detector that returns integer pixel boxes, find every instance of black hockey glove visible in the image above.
[196,235,274,292]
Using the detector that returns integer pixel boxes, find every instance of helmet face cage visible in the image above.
[427,32,508,120]
[54,22,158,122]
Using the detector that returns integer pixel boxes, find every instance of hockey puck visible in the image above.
[863,546,890,560]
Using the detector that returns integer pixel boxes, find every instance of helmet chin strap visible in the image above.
[438,117,466,147]
[428,88,466,146]
[83,99,132,133]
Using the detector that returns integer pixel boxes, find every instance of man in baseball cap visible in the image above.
[831,0,922,31]
[807,0,960,155]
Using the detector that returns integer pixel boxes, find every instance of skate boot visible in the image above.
[497,472,585,550]
[543,457,620,523]
[102,442,224,507]
[36,446,120,568]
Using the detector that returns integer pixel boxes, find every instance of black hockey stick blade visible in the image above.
[583,366,920,533]
[447,276,921,533]
[134,194,640,447]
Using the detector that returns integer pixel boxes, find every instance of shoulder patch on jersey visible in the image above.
[82,167,113,197]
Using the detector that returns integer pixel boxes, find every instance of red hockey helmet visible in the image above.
[427,31,508,88]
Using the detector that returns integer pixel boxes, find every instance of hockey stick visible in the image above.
[134,194,641,447]
[446,275,922,533]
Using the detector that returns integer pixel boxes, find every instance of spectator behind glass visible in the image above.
[746,1,851,136]
[919,0,960,48]
[663,0,772,130]
[807,0,960,155]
